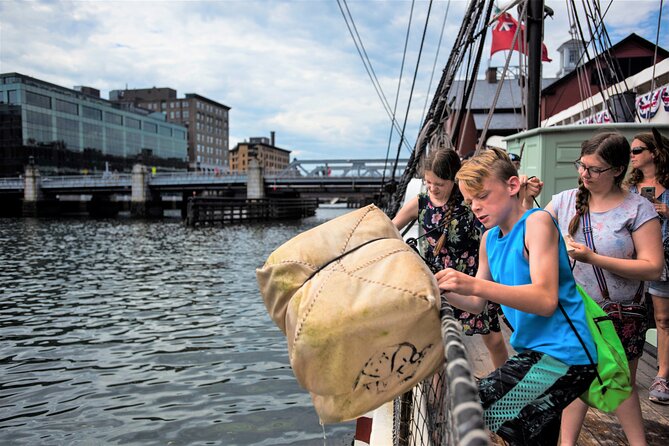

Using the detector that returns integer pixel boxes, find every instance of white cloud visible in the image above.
[1,0,667,159]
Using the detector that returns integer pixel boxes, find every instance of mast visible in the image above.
[526,0,544,129]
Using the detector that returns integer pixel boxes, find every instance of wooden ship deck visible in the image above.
[462,326,669,445]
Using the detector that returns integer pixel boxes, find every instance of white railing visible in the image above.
[40,174,132,188]
[148,172,247,185]
[0,177,24,189]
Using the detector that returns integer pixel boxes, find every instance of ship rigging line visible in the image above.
[585,0,637,121]
[650,0,664,100]
[476,1,527,153]
[381,0,416,189]
[419,0,452,126]
[335,0,413,154]
[390,0,434,183]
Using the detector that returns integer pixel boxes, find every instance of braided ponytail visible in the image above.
[568,181,590,236]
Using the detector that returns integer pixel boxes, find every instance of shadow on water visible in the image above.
[0,207,356,445]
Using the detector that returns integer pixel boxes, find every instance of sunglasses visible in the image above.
[631,146,648,155]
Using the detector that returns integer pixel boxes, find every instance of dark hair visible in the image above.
[626,131,669,189]
[568,132,630,236]
[420,147,461,181]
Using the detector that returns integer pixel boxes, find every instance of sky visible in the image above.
[1,0,667,161]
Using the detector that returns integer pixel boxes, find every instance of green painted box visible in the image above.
[505,123,669,207]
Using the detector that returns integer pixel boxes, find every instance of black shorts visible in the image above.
[478,350,596,445]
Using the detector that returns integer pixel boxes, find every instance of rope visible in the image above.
[382,0,416,188]
[649,0,665,115]
[390,0,435,183]
[336,0,413,153]
[476,1,528,153]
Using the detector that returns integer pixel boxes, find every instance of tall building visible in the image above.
[0,73,188,176]
[229,133,290,174]
[109,88,230,172]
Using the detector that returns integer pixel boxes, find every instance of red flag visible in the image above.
[491,11,552,62]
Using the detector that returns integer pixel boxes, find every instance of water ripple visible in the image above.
[0,210,354,445]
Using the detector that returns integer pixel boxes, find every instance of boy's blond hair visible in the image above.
[455,147,517,194]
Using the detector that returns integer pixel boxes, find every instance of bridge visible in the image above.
[0,158,409,218]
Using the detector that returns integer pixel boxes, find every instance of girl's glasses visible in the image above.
[573,160,613,178]
[630,146,648,155]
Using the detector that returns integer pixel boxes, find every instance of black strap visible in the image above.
[305,237,388,282]
[558,302,602,386]
[582,211,610,299]
[522,212,601,382]
[581,211,645,303]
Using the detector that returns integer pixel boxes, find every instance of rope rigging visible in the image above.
[381,0,416,189]
[389,0,435,184]
[335,0,414,154]
[385,0,494,219]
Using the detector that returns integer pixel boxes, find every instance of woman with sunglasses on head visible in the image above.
[545,132,664,446]
[628,131,669,406]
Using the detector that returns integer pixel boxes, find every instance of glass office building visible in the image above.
[0,73,188,175]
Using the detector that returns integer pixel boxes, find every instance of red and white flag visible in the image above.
[490,10,552,62]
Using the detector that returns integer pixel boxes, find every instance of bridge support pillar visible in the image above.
[22,164,51,217]
[247,158,265,199]
[131,164,163,218]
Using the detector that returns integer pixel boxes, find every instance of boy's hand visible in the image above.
[435,268,476,295]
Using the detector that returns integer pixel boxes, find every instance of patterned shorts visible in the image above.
[479,350,596,445]
[454,301,503,336]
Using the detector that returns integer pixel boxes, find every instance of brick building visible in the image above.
[110,87,230,172]
[229,133,290,174]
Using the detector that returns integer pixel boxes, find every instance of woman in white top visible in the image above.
[546,132,664,446]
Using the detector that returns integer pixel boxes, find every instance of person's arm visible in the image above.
[566,218,664,281]
[434,232,491,314]
[654,200,669,219]
[519,175,544,210]
[391,196,419,230]
[436,211,560,317]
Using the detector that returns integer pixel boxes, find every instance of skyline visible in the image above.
[1,0,667,161]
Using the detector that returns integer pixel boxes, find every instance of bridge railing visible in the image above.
[40,174,132,188]
[0,178,24,190]
[268,159,409,179]
[148,172,247,185]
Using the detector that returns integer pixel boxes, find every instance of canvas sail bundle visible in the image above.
[256,204,444,423]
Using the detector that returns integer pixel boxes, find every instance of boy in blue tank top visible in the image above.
[434,148,597,445]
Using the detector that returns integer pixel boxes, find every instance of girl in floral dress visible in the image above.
[392,147,508,368]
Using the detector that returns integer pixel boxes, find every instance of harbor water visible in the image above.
[0,208,356,445]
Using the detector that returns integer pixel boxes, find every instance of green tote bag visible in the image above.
[559,284,632,413]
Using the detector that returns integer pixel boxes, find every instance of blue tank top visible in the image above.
[486,208,596,366]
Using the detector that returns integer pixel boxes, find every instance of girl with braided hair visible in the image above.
[628,131,669,405]
[392,147,509,368]
[546,132,664,446]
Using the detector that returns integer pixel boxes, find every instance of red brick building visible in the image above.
[541,33,669,123]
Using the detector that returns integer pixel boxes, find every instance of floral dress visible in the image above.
[418,188,502,335]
